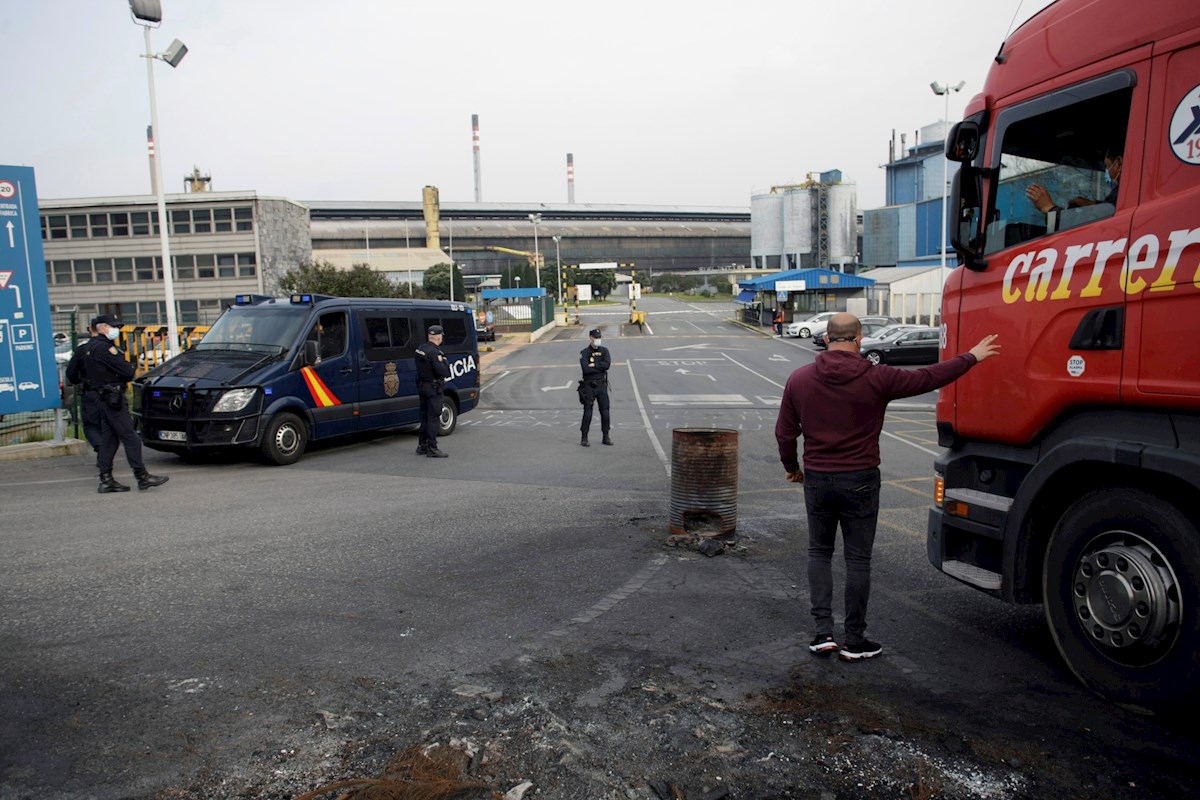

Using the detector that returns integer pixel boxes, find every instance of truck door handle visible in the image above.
[339,367,354,375]
[1069,306,1124,350]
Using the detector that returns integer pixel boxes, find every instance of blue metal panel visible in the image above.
[915,198,947,259]
[862,207,900,266]
[481,288,547,299]
[736,290,757,303]
[0,165,58,415]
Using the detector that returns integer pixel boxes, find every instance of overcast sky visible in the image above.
[4,0,1055,211]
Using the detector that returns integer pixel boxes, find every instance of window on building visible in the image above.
[234,206,253,231]
[135,256,156,282]
[69,214,88,239]
[213,208,233,232]
[131,211,150,236]
[171,209,191,235]
[199,298,222,324]
[217,253,236,278]
[175,254,195,280]
[73,260,93,283]
[53,260,72,285]
[46,215,67,240]
[110,212,130,237]
[94,258,114,283]
[196,254,215,279]
[192,208,212,233]
[137,301,163,325]
[178,300,199,325]
[89,213,108,238]
[114,257,134,283]
[237,252,256,277]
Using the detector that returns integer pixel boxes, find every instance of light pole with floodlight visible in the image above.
[930,80,965,288]
[130,0,187,357]
[528,213,542,289]
[552,235,563,306]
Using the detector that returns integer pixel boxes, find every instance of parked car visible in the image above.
[54,340,75,365]
[784,311,838,338]
[813,318,897,349]
[803,314,900,345]
[860,325,942,365]
[475,319,496,342]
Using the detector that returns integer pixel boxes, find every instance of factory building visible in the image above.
[749,170,859,272]
[861,122,959,268]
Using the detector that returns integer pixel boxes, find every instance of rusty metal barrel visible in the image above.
[669,428,738,536]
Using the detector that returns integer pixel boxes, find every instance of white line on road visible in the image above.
[626,360,671,476]
[479,369,510,395]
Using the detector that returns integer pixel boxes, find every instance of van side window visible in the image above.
[311,311,346,361]
[984,74,1133,255]
[441,317,467,346]
[363,314,415,362]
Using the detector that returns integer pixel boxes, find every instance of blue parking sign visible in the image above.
[0,165,58,415]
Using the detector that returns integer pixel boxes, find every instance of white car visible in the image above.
[0,383,15,393]
[785,311,838,338]
[18,381,39,391]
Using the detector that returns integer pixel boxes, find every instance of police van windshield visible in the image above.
[198,306,311,354]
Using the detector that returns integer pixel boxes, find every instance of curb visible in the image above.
[0,439,91,462]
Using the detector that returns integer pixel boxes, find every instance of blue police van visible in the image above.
[133,294,480,464]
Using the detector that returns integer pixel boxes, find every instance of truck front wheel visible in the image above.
[1043,488,1200,714]
[260,412,307,465]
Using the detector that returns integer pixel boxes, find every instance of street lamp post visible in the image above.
[552,235,562,305]
[130,0,187,357]
[930,81,965,288]
[528,213,542,289]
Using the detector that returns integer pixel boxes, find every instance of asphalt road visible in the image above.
[1,295,1197,799]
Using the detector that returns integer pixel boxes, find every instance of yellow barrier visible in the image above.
[123,325,210,374]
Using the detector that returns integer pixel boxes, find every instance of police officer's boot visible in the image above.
[135,470,169,490]
[98,472,130,493]
[602,433,613,446]
[581,434,589,447]
[425,446,448,458]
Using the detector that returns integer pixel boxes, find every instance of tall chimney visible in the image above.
[423,186,441,250]
[567,153,575,204]
[472,114,482,203]
[889,129,895,164]
[147,125,158,195]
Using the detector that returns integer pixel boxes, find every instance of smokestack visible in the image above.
[423,185,441,250]
[567,153,575,204]
[147,125,157,195]
[889,129,895,164]
[472,114,482,203]
[901,132,907,156]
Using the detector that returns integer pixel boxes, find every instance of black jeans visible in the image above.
[802,467,881,645]
[95,393,145,475]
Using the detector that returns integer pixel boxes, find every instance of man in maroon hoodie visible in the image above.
[775,313,999,661]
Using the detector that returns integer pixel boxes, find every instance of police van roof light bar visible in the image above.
[235,294,272,305]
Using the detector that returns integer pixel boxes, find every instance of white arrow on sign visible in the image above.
[5,221,12,248]
[540,381,575,392]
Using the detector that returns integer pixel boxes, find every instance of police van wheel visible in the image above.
[438,398,458,437]
[261,412,307,465]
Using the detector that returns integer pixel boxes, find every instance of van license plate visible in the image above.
[159,430,186,442]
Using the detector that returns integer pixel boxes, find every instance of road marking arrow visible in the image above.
[540,381,575,392]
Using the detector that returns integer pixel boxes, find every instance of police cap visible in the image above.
[588,328,602,338]
[428,324,444,336]
[92,313,122,328]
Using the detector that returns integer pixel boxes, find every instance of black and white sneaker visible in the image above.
[808,634,839,655]
[838,639,883,661]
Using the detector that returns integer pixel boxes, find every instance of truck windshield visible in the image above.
[197,306,311,355]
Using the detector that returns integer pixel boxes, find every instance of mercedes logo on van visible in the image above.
[169,395,184,411]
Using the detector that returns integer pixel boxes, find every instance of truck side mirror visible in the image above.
[303,339,319,366]
[945,120,980,163]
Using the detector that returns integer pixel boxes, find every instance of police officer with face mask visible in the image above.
[579,327,612,447]
[69,314,169,493]
[415,324,453,458]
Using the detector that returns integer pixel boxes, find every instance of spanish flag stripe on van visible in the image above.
[301,366,341,407]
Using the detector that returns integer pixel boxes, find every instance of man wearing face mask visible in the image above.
[1026,148,1122,215]
[578,328,612,447]
[70,314,168,493]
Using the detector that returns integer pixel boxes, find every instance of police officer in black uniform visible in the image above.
[415,324,453,458]
[64,320,103,463]
[579,327,612,447]
[68,314,169,493]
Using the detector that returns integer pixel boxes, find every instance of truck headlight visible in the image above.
[212,387,257,413]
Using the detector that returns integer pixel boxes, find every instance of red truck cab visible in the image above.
[930,0,1200,713]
